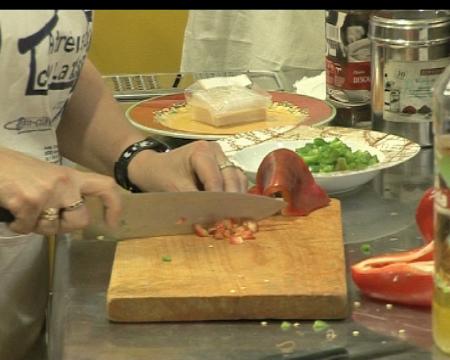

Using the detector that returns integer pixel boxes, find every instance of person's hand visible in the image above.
[128,140,248,192]
[0,149,122,236]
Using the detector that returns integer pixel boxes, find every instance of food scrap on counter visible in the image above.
[312,320,330,332]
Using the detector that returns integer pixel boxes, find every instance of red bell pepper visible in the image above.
[351,241,434,307]
[248,148,330,216]
[416,187,435,244]
[352,187,438,306]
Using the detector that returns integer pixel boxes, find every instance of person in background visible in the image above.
[180,10,326,73]
[0,10,246,360]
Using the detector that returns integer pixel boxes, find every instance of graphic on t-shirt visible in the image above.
[17,10,92,96]
[4,97,68,134]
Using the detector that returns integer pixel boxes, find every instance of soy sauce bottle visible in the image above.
[325,10,372,128]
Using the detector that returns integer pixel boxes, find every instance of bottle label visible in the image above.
[326,59,371,90]
[383,58,450,123]
[325,10,371,104]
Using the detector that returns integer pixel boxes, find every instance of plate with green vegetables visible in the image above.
[219,125,421,194]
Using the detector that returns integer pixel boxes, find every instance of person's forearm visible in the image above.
[57,59,248,194]
[57,58,147,176]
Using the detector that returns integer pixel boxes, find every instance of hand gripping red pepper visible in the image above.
[351,187,435,307]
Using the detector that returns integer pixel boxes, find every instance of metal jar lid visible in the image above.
[369,10,450,47]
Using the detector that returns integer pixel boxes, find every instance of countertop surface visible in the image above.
[47,71,450,360]
[47,148,449,360]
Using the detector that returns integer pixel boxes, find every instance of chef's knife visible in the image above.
[0,192,285,240]
[84,191,285,240]
[0,192,285,239]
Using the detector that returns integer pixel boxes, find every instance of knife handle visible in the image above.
[0,207,15,223]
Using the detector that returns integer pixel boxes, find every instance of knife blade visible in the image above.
[84,191,285,240]
[0,192,285,240]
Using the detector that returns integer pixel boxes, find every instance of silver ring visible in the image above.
[40,207,59,221]
[218,160,242,172]
[61,198,85,212]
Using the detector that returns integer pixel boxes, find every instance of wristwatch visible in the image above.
[114,137,171,193]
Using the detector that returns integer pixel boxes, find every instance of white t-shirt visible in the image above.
[180,10,326,73]
[0,10,93,360]
[0,9,92,162]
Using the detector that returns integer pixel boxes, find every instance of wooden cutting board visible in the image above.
[107,198,348,322]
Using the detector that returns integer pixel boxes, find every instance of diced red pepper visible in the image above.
[229,235,244,245]
[242,219,258,233]
[213,231,225,240]
[416,187,434,244]
[193,218,258,244]
[351,241,434,307]
[248,148,330,216]
[175,217,187,225]
[193,223,209,237]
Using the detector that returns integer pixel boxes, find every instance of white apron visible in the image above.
[180,10,326,72]
[0,10,93,359]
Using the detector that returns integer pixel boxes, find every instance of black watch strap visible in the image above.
[114,137,170,193]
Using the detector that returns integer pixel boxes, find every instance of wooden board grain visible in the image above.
[107,199,348,322]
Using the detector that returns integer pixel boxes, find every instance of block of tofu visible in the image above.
[187,85,271,127]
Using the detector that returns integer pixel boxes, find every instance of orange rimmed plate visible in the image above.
[126,92,336,140]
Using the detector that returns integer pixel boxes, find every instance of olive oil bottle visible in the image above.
[433,64,450,354]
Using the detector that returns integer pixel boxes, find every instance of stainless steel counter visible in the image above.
[46,70,450,359]
[47,146,450,360]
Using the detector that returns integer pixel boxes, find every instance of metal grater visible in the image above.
[103,71,285,101]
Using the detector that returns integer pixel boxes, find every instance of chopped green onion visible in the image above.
[312,320,329,332]
[161,255,172,262]
[280,321,292,331]
[360,244,372,255]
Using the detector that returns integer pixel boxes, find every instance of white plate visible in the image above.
[217,126,421,194]
[125,92,336,140]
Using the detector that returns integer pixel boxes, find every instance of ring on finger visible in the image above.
[61,198,85,213]
[218,160,243,172]
[39,207,60,221]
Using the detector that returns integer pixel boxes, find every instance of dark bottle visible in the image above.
[325,10,372,128]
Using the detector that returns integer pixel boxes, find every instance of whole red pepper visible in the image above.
[351,241,434,307]
[416,187,434,244]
